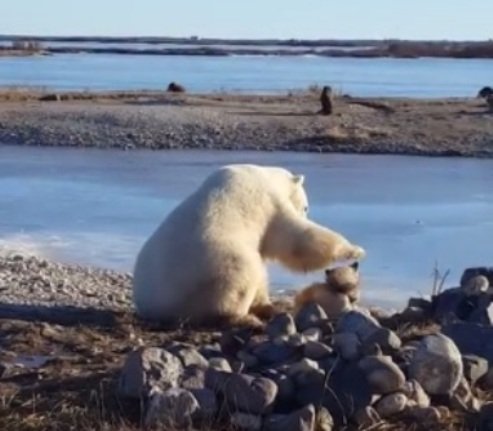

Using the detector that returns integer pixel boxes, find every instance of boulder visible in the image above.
[332,332,361,360]
[266,313,297,338]
[231,412,263,431]
[375,392,408,418]
[443,322,493,363]
[264,405,316,431]
[205,369,278,414]
[119,347,183,398]
[168,345,209,368]
[408,334,463,395]
[463,275,490,296]
[335,309,381,340]
[479,402,493,431]
[358,355,406,394]
[208,357,232,372]
[304,341,333,360]
[462,354,489,385]
[460,267,493,287]
[295,303,328,332]
[251,339,297,365]
[190,388,217,419]
[145,388,199,428]
[402,379,430,408]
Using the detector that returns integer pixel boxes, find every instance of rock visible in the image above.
[335,309,380,341]
[462,354,488,385]
[461,267,493,287]
[288,358,320,377]
[332,332,360,360]
[288,359,326,405]
[480,403,493,431]
[463,275,490,296]
[481,367,493,390]
[199,343,223,359]
[208,357,232,372]
[220,327,252,356]
[295,303,328,332]
[408,296,433,312]
[167,82,186,93]
[168,345,209,368]
[432,287,477,322]
[286,333,307,348]
[375,392,408,418]
[251,339,297,364]
[361,327,402,353]
[266,313,297,338]
[237,350,259,368]
[190,388,217,419]
[119,348,183,398]
[39,93,61,102]
[231,412,263,431]
[205,369,278,414]
[316,407,334,431]
[180,365,206,390]
[304,341,333,360]
[402,380,430,408]
[468,298,493,325]
[264,405,316,431]
[353,406,381,428]
[302,327,322,342]
[442,322,493,363]
[262,370,295,405]
[408,334,463,395]
[358,355,406,394]
[145,388,199,428]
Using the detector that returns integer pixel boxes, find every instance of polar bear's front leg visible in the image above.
[262,213,366,273]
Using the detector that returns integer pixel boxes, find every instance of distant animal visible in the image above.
[167,82,186,93]
[294,262,361,318]
[477,86,493,99]
[487,94,493,112]
[319,86,333,115]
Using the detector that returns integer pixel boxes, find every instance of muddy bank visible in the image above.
[1,254,493,430]
[0,91,492,158]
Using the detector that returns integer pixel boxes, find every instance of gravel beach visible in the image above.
[0,91,492,157]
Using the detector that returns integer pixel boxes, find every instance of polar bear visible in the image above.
[133,164,365,326]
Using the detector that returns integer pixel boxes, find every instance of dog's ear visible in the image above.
[350,261,359,271]
[324,268,334,277]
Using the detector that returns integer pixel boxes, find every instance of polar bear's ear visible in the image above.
[293,174,305,185]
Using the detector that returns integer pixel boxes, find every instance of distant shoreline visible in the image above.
[0,90,492,158]
[1,35,493,59]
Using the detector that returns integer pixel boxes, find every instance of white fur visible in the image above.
[133,164,365,323]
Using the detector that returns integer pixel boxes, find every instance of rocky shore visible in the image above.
[1,253,493,430]
[0,91,492,157]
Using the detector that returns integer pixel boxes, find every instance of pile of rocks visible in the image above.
[117,267,493,430]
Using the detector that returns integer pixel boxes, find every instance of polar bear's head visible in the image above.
[289,174,309,217]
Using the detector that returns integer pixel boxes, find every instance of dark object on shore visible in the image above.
[319,86,333,115]
[167,82,186,93]
[345,96,396,114]
[487,95,493,112]
[39,93,62,102]
[477,86,493,98]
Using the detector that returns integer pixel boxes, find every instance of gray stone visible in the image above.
[286,333,307,348]
[251,339,296,364]
[332,332,361,360]
[443,322,493,363]
[205,369,278,414]
[208,357,232,372]
[231,412,263,431]
[402,379,430,408]
[353,406,381,428]
[408,296,433,312]
[335,309,380,341]
[237,350,259,368]
[180,365,206,390]
[463,275,490,296]
[468,299,493,325]
[119,347,183,398]
[304,341,333,360]
[266,313,297,338]
[264,405,316,431]
[302,327,322,342]
[481,367,493,390]
[190,388,217,419]
[462,354,488,385]
[199,343,223,359]
[358,355,406,394]
[316,407,334,431]
[375,392,408,418]
[145,388,199,428]
[461,267,493,287]
[362,327,402,353]
[432,288,471,322]
[170,345,209,368]
[262,370,295,404]
[408,334,463,395]
[295,303,328,332]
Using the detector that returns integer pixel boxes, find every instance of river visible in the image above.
[1,53,492,97]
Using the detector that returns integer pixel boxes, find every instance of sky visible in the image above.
[1,0,492,40]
